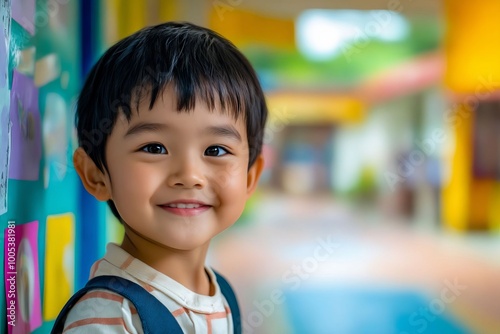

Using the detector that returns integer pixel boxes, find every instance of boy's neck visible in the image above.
[120,233,213,296]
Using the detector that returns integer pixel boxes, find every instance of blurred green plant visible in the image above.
[244,17,442,90]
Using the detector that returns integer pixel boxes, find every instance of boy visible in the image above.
[53,21,267,333]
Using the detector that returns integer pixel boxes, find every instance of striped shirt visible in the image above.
[63,243,233,334]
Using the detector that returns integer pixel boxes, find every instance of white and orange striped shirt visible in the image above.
[63,243,233,334]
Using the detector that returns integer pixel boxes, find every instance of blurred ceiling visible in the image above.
[235,0,442,18]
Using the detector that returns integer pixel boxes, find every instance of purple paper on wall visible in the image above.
[8,71,41,181]
[11,0,35,35]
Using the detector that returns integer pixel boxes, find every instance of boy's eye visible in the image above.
[141,144,167,154]
[205,146,228,157]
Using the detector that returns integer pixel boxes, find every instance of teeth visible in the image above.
[168,203,200,209]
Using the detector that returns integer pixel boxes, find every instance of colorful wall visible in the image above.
[0,1,108,333]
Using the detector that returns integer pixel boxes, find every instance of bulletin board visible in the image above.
[0,1,105,333]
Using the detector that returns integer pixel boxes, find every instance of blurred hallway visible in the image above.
[210,193,500,333]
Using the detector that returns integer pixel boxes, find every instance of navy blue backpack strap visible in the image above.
[214,271,241,334]
[51,275,183,334]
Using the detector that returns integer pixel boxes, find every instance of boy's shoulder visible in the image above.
[62,287,142,333]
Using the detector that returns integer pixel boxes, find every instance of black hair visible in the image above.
[75,21,268,221]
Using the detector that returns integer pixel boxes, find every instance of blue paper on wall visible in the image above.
[1,0,11,39]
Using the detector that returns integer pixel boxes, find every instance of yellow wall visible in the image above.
[208,7,295,50]
[442,104,472,231]
[444,0,500,93]
[442,1,500,231]
[103,0,183,44]
[266,92,365,125]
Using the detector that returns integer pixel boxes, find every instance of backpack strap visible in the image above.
[51,275,182,334]
[52,272,241,334]
[214,271,241,334]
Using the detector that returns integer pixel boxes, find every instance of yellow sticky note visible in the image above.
[43,213,75,321]
[34,54,61,87]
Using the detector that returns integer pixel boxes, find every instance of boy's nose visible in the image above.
[167,156,205,189]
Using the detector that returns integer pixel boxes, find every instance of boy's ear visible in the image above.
[73,147,112,201]
[246,154,265,197]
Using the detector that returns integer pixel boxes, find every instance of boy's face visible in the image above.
[83,86,263,253]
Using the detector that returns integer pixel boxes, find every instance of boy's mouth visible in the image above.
[166,203,201,209]
[159,200,211,217]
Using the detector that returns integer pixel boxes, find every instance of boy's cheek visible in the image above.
[210,169,246,193]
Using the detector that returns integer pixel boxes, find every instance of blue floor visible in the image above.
[283,286,471,334]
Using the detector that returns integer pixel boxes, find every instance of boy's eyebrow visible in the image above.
[124,122,242,142]
[124,122,168,137]
[205,125,242,142]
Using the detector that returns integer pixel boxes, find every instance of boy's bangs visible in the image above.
[114,27,255,121]
[133,73,249,121]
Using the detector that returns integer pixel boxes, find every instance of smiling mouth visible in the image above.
[159,202,212,216]
[166,203,202,209]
